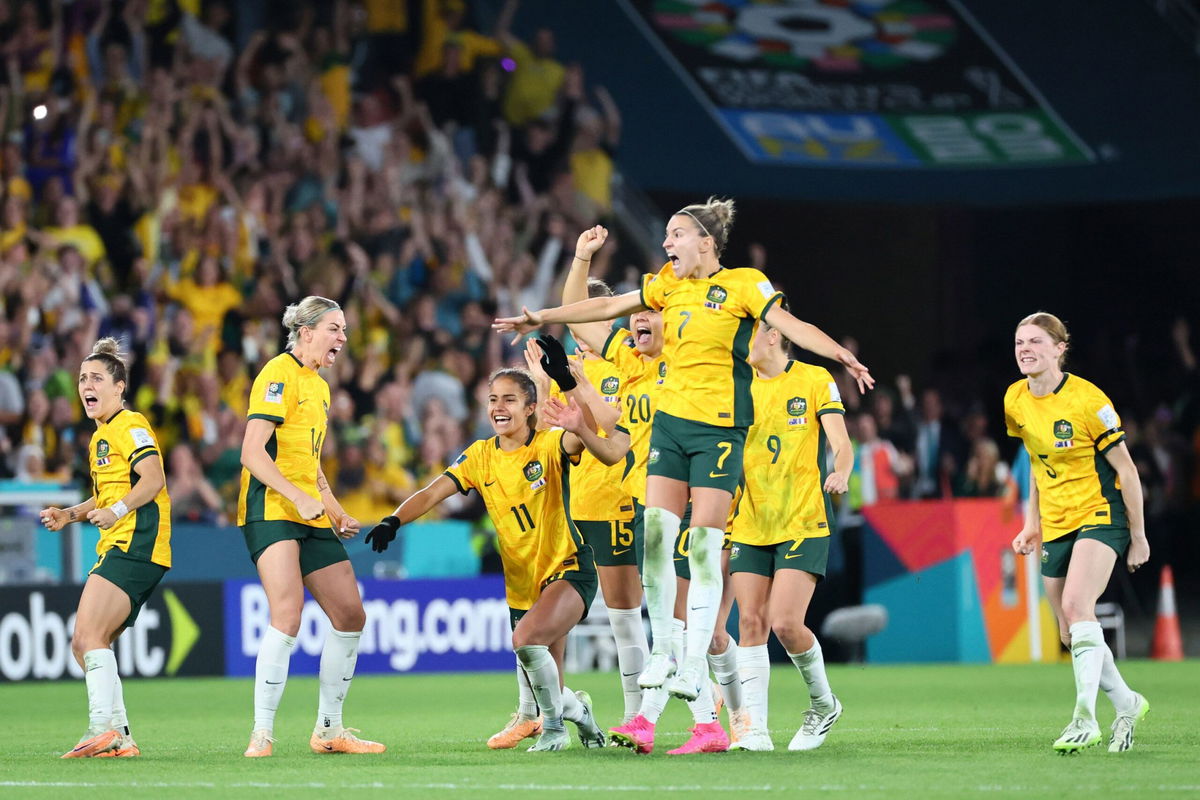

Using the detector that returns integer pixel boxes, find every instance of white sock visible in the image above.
[607,606,649,720]
[516,645,563,728]
[561,685,583,724]
[643,507,682,654]
[515,658,539,719]
[253,626,296,733]
[1099,644,1137,713]
[111,672,130,735]
[316,628,361,732]
[1069,621,1105,722]
[737,643,770,731]
[639,619,684,724]
[83,649,118,730]
[707,639,743,713]
[683,527,723,677]
[788,638,833,712]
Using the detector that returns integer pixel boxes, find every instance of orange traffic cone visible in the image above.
[1151,565,1184,661]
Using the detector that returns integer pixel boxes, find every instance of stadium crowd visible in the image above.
[1,0,1198,591]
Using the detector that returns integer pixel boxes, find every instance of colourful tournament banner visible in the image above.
[623,0,1093,167]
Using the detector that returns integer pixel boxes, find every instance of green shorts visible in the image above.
[648,412,747,494]
[728,536,830,581]
[575,519,640,568]
[673,525,733,581]
[1041,526,1130,578]
[89,547,169,628]
[509,550,599,627]
[242,520,349,577]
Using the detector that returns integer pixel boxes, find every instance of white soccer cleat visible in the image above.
[1108,694,1150,753]
[571,690,607,748]
[638,651,677,689]
[789,695,842,751]
[1053,717,1101,754]
[730,725,774,752]
[664,665,703,702]
[527,725,572,752]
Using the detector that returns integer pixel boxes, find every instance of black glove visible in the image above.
[365,515,400,553]
[538,334,576,391]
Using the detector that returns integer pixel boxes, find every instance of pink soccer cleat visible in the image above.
[609,713,656,755]
[667,720,729,755]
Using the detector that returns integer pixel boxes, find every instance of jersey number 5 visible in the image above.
[1036,454,1057,479]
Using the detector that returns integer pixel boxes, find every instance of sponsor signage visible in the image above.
[223,577,513,676]
[0,582,224,682]
[625,0,1092,167]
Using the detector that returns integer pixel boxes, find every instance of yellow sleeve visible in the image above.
[444,441,482,494]
[121,413,161,467]
[813,368,845,416]
[1083,385,1124,454]
[734,268,784,320]
[639,265,671,311]
[1003,383,1022,439]
[247,360,290,424]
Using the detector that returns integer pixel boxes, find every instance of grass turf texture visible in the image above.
[3,661,1197,799]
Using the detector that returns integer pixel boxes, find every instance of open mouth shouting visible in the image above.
[82,392,100,415]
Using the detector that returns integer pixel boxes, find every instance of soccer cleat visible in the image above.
[789,695,843,751]
[527,725,571,752]
[94,734,140,758]
[638,651,677,689]
[244,728,275,757]
[61,727,120,758]
[310,726,386,754]
[609,714,656,755]
[570,691,607,748]
[728,707,751,746]
[1052,718,1101,754]
[731,727,774,752]
[487,713,543,749]
[667,720,729,754]
[664,665,703,701]
[1108,694,1150,753]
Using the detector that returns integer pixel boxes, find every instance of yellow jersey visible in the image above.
[90,409,172,567]
[444,429,585,610]
[1004,373,1127,542]
[237,353,331,528]
[602,327,669,502]
[732,361,845,546]
[640,263,783,427]
[551,355,635,522]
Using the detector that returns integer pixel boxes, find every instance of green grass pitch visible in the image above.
[4,661,1197,799]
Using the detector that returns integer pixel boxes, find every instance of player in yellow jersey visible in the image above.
[495,200,872,753]
[365,352,631,752]
[40,338,172,759]
[728,309,852,752]
[562,233,746,754]
[238,297,385,758]
[1006,312,1150,754]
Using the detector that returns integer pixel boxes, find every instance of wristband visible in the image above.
[110,500,130,520]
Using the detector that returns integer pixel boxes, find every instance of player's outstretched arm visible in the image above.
[763,304,874,393]
[493,291,645,345]
[546,397,631,467]
[563,226,614,353]
[366,475,461,553]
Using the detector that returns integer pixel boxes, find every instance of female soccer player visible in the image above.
[40,338,172,758]
[563,231,744,754]
[238,296,385,757]
[729,312,852,752]
[1007,312,1150,753]
[496,200,871,753]
[366,355,628,751]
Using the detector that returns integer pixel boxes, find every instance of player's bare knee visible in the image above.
[708,629,731,655]
[739,610,769,645]
[332,605,366,632]
[1059,595,1094,627]
[772,618,810,650]
[270,609,303,637]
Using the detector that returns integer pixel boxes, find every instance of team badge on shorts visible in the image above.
[730,544,740,560]
[1041,547,1049,563]
[648,448,660,465]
